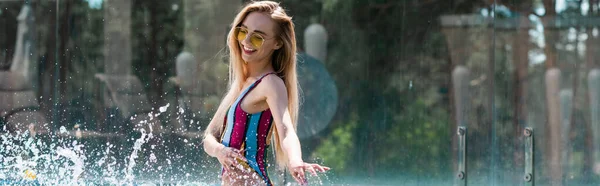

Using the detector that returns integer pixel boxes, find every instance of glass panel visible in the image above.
[494,0,599,185]
[2,0,597,185]
[3,0,458,185]
[441,10,495,186]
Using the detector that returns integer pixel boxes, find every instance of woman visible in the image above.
[202,1,330,185]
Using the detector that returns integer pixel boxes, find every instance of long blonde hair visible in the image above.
[206,1,299,168]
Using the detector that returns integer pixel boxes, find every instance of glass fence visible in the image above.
[0,0,599,185]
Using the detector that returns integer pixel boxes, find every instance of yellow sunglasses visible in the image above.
[235,27,272,49]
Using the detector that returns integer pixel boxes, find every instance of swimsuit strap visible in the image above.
[236,72,277,106]
[254,72,277,85]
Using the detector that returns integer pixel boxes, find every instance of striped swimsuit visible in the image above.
[220,72,276,185]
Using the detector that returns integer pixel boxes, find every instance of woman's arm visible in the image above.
[202,94,247,171]
[203,130,225,158]
[202,103,228,158]
[263,76,329,184]
[263,76,303,164]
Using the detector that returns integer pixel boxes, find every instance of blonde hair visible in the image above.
[205,1,299,168]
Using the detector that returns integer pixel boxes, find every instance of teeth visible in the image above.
[243,46,255,52]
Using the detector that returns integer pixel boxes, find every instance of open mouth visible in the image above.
[242,45,257,55]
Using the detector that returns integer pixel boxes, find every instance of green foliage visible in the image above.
[298,0,457,176]
[312,98,451,176]
[310,113,358,172]
[381,98,451,175]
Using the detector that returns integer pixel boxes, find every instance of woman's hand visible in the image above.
[289,161,331,185]
[216,145,247,172]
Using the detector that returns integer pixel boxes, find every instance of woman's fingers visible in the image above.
[307,163,330,172]
[287,163,330,185]
[234,152,247,162]
[315,165,325,172]
[305,164,318,176]
[217,146,251,172]
[298,169,306,185]
[227,148,247,162]
[231,158,237,166]
[221,159,232,172]
[293,169,306,185]
[315,164,330,172]
[292,171,303,185]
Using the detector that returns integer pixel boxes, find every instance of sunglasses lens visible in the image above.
[236,28,247,41]
[235,27,265,48]
[250,35,264,48]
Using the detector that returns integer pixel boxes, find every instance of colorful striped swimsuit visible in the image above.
[220,72,276,185]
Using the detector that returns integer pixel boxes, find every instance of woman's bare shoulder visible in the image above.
[259,74,287,96]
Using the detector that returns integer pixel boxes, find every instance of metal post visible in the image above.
[524,127,534,186]
[456,126,467,186]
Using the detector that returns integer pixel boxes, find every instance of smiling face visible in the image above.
[237,12,282,64]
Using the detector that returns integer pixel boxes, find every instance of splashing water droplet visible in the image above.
[149,153,157,163]
[59,126,68,134]
[159,103,170,113]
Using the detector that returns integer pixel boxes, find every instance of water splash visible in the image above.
[0,122,159,185]
[124,129,149,184]
[55,141,86,183]
[0,103,332,185]
[96,142,118,184]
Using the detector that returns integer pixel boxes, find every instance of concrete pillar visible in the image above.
[452,65,470,128]
[559,89,572,176]
[103,0,132,75]
[176,51,198,90]
[588,69,600,174]
[545,68,563,184]
[304,23,327,62]
[183,0,240,96]
[10,5,35,85]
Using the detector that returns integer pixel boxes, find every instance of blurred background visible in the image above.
[2,0,600,185]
